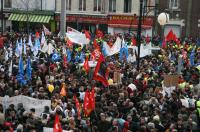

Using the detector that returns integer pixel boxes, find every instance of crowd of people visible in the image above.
[0,31,199,132]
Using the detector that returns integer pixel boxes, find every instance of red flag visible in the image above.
[83,56,90,73]
[93,54,109,87]
[96,29,104,38]
[93,39,100,50]
[53,114,62,132]
[66,38,73,47]
[166,29,177,42]
[162,39,167,49]
[83,90,92,116]
[36,32,39,39]
[85,30,91,40]
[91,87,95,110]
[131,38,137,46]
[60,83,67,97]
[91,49,101,61]
[145,34,151,44]
[74,95,81,118]
[63,55,67,68]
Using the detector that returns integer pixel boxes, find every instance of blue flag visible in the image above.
[26,57,32,81]
[102,45,107,57]
[119,43,129,61]
[67,49,71,62]
[16,56,27,85]
[52,52,61,62]
[190,48,195,66]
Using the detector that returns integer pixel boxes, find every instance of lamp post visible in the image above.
[136,0,143,71]
[157,12,169,38]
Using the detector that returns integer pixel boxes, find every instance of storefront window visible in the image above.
[66,0,71,11]
[109,0,116,12]
[94,0,101,12]
[169,0,179,9]
[4,0,12,8]
[79,0,86,11]
[124,0,132,13]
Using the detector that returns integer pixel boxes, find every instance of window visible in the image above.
[94,0,101,12]
[79,0,86,11]
[109,0,116,12]
[124,0,131,13]
[4,0,12,8]
[169,0,179,9]
[66,0,71,10]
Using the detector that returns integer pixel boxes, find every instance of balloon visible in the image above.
[157,12,169,25]
[108,79,113,85]
[48,84,54,93]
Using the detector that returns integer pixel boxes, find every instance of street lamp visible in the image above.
[157,12,169,39]
[157,12,169,25]
[136,0,143,71]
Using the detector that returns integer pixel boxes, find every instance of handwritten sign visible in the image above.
[164,75,179,87]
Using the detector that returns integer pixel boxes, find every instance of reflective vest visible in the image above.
[196,100,200,117]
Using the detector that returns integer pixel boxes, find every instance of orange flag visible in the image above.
[53,114,63,132]
[60,83,66,97]
[74,95,81,118]
[83,56,90,73]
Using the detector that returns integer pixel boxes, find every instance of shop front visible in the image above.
[55,14,108,34]
[8,11,55,33]
[108,14,153,36]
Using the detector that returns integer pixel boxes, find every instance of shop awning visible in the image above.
[8,13,51,23]
[108,24,152,29]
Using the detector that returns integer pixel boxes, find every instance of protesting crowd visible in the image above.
[0,27,199,132]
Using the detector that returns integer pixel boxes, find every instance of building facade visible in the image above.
[1,0,56,33]
[55,0,156,36]
[158,0,200,38]
[1,0,157,36]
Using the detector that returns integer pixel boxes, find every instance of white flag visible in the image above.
[43,25,51,35]
[103,37,122,56]
[41,31,46,45]
[8,60,12,77]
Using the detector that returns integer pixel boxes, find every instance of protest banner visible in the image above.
[103,37,122,56]
[163,75,179,87]
[0,95,51,115]
[113,72,122,84]
[43,127,72,132]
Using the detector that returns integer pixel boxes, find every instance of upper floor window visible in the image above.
[124,0,131,13]
[79,0,86,11]
[66,0,71,10]
[4,0,12,8]
[94,0,101,12]
[169,0,179,9]
[109,0,116,12]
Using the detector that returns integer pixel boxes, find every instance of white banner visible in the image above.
[43,127,72,132]
[0,95,51,115]
[66,32,88,46]
[103,37,122,56]
[128,43,160,58]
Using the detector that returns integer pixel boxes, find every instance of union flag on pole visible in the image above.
[53,114,62,132]
[93,54,109,87]
[83,88,95,117]
[74,95,81,118]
